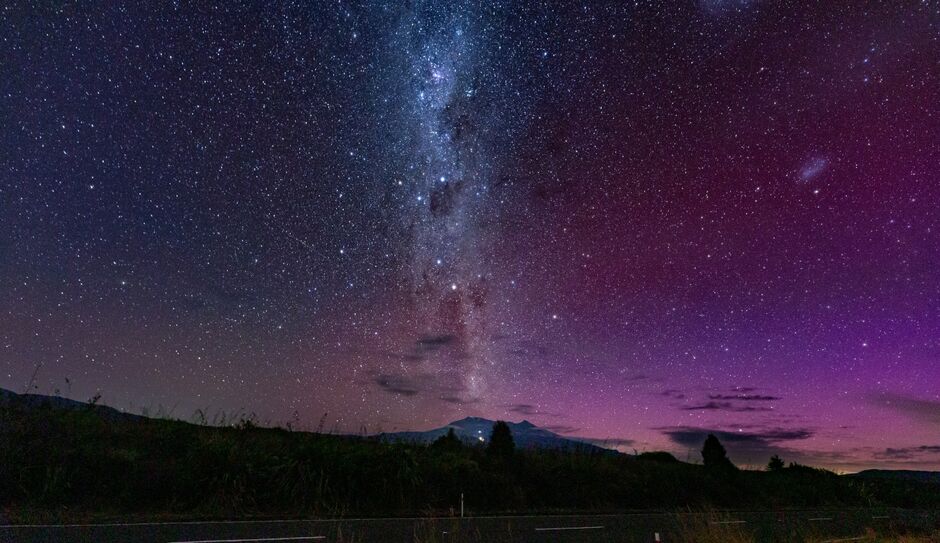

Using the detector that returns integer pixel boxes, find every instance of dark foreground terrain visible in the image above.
[3,510,940,543]
[2,392,939,531]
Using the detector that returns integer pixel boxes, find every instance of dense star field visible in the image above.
[2,1,939,471]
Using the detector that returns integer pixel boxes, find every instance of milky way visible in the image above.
[397,3,500,401]
[2,1,940,471]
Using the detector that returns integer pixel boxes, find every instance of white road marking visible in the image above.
[168,537,324,543]
[809,517,834,522]
[822,537,869,543]
[710,520,746,525]
[535,525,604,531]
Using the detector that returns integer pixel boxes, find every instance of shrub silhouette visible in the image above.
[637,451,680,463]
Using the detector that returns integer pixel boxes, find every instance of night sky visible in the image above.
[2,1,940,471]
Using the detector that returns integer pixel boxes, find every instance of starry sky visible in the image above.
[2,1,940,472]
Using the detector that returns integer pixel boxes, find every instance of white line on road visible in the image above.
[710,520,747,525]
[809,517,834,521]
[822,537,869,543]
[168,537,324,543]
[535,525,604,532]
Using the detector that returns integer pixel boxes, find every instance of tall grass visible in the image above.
[672,511,755,543]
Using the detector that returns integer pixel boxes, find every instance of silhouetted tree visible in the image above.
[702,434,735,470]
[767,454,785,471]
[487,421,515,459]
[431,428,462,452]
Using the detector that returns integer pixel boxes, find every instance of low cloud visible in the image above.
[574,437,636,448]
[875,445,940,460]
[368,334,468,370]
[658,425,814,456]
[659,422,940,470]
[416,334,457,350]
[439,393,478,405]
[373,371,474,405]
[660,389,687,400]
[656,425,820,467]
[868,392,940,425]
[665,386,780,413]
[681,401,772,412]
[709,394,780,401]
[374,374,425,397]
[506,403,561,418]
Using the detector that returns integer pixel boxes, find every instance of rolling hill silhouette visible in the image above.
[0,387,143,422]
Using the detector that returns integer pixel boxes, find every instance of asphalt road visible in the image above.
[1,510,935,543]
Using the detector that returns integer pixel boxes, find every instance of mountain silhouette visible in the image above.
[377,416,616,453]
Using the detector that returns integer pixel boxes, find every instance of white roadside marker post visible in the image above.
[654,532,661,542]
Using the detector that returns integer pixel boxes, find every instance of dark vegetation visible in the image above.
[1,398,939,522]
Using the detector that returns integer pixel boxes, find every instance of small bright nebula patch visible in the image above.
[798,157,829,182]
